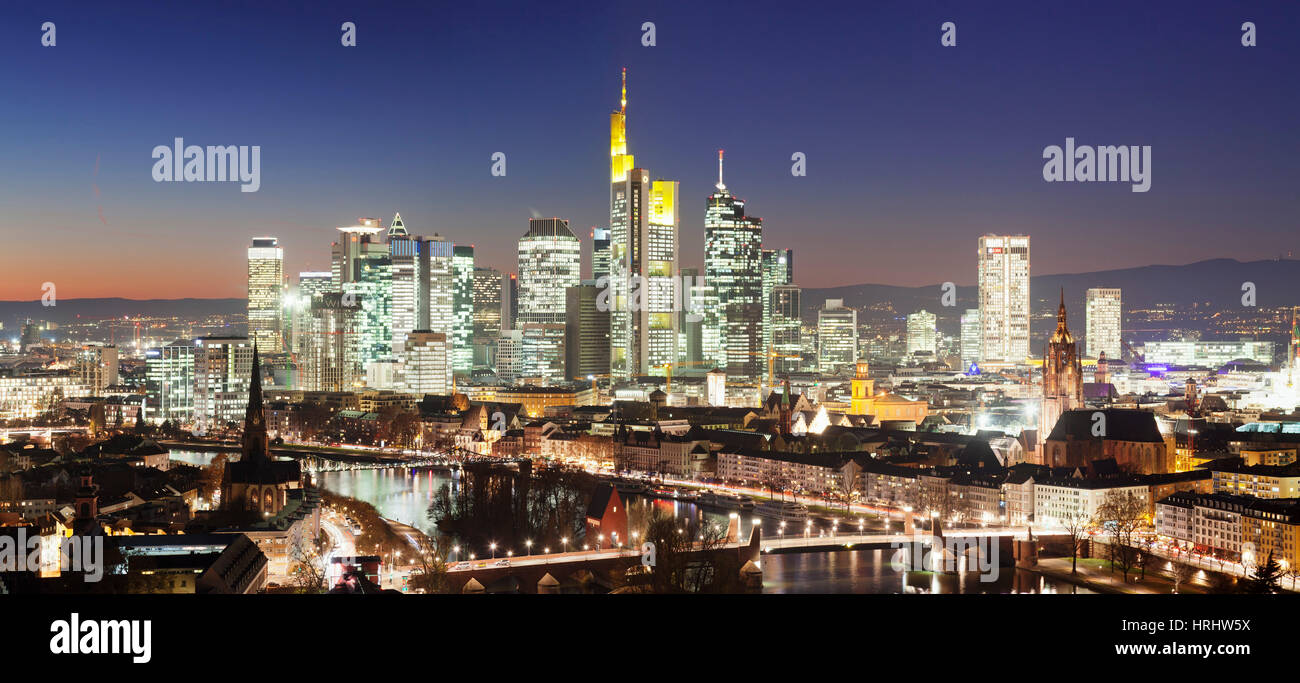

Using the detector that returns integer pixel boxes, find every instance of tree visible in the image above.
[289,535,331,594]
[1242,550,1283,594]
[406,532,452,594]
[1095,490,1146,583]
[630,510,745,594]
[1059,510,1091,574]
[1171,561,1197,594]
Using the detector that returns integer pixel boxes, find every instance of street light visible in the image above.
[490,542,497,560]
[525,540,533,556]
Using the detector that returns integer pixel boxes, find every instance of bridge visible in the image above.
[430,526,1069,593]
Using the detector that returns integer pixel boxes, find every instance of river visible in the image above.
[169,449,1089,594]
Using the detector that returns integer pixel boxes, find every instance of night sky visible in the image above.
[1,0,1296,300]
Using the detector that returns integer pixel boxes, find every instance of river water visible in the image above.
[169,449,1089,594]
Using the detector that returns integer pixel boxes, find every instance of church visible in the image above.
[1039,291,1083,465]
[220,347,302,516]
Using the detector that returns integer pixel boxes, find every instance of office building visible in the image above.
[566,282,610,381]
[247,237,284,353]
[906,309,937,357]
[1085,288,1122,359]
[704,150,763,372]
[452,245,475,376]
[977,234,1030,363]
[817,299,857,373]
[518,218,581,326]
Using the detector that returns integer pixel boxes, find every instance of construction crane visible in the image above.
[654,361,715,394]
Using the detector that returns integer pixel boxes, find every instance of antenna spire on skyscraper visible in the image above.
[620,67,627,114]
[717,149,726,191]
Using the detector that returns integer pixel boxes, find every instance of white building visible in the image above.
[906,309,937,357]
[817,299,857,373]
[1032,477,1147,528]
[193,337,253,434]
[404,331,451,396]
[977,234,1030,363]
[1085,288,1122,359]
[247,237,284,353]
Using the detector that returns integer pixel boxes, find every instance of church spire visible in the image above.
[241,344,270,464]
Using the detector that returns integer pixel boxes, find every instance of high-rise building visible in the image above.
[332,220,391,369]
[1041,292,1083,462]
[1085,288,1122,359]
[566,282,610,381]
[300,293,362,392]
[288,271,332,364]
[404,331,450,396]
[906,309,938,356]
[420,234,456,341]
[495,329,524,384]
[817,299,857,373]
[518,218,581,326]
[703,151,763,371]
[389,221,420,355]
[247,237,284,353]
[472,266,503,369]
[452,245,476,376]
[592,227,611,282]
[678,267,705,365]
[771,285,802,376]
[762,248,793,357]
[977,234,1031,363]
[725,303,764,380]
[607,69,679,378]
[77,343,119,393]
[145,340,194,425]
[193,337,252,435]
[520,323,567,384]
[960,308,981,371]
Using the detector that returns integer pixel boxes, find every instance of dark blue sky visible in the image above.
[1,0,1297,299]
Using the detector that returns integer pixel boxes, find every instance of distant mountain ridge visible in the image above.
[0,298,245,331]
[803,258,1300,322]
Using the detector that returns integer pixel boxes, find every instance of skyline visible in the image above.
[3,1,1298,300]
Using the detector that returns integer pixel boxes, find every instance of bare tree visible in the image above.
[289,535,331,594]
[1171,561,1197,594]
[1095,490,1146,584]
[1059,510,1091,574]
[406,532,452,594]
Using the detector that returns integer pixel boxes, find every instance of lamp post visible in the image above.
[490,542,497,560]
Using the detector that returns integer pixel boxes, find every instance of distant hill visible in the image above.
[0,298,245,331]
[804,258,1300,331]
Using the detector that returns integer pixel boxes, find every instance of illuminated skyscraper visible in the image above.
[472,266,503,369]
[977,234,1031,363]
[592,227,611,282]
[77,343,119,393]
[607,69,679,378]
[193,336,252,435]
[1085,288,1122,359]
[566,282,610,381]
[906,309,937,356]
[300,293,362,392]
[762,248,793,358]
[404,331,450,395]
[332,219,391,371]
[145,340,194,424]
[704,150,763,375]
[960,308,981,371]
[518,218,580,326]
[420,234,456,343]
[389,216,420,355]
[771,285,802,375]
[247,237,284,353]
[817,299,857,373]
[452,245,476,376]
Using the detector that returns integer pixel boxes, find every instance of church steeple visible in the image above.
[241,345,270,464]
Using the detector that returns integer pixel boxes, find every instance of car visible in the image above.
[492,559,510,568]
[451,561,470,571]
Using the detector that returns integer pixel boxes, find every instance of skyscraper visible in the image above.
[518,218,581,326]
[247,237,284,353]
[704,150,763,376]
[193,336,252,435]
[762,248,793,358]
[404,331,451,396]
[608,69,679,378]
[771,284,802,376]
[389,217,420,355]
[300,293,362,392]
[332,220,391,370]
[906,309,937,356]
[817,299,857,373]
[977,234,1031,363]
[566,281,610,381]
[452,245,476,376]
[1085,288,1122,359]
[77,343,119,393]
[420,234,456,342]
[145,340,194,425]
[472,266,503,369]
[960,308,981,371]
[592,227,611,282]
